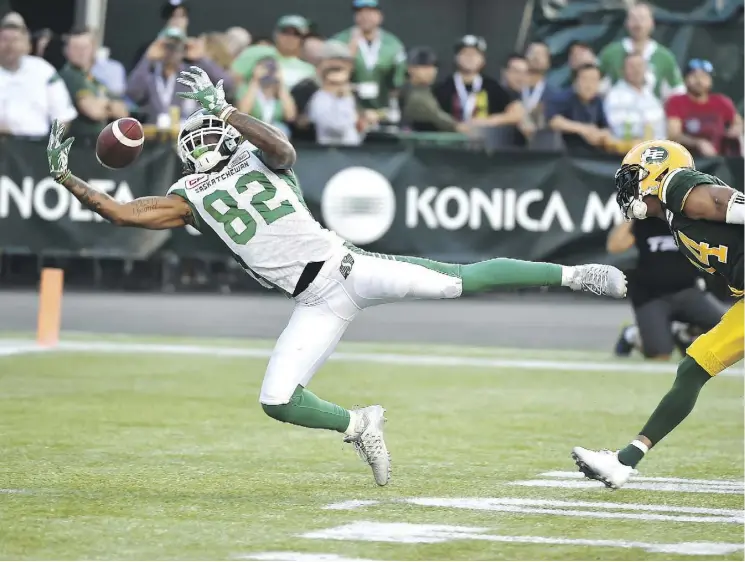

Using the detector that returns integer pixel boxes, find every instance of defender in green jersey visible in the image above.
[573,139,744,489]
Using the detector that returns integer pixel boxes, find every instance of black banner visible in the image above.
[0,137,178,257]
[1,138,742,267]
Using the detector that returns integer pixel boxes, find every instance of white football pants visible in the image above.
[259,246,463,405]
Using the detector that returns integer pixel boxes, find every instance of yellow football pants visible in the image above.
[687,299,744,376]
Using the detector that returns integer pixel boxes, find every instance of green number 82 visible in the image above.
[203,171,296,245]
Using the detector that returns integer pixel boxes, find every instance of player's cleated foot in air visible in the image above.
[568,265,627,298]
[571,446,636,489]
[344,405,391,486]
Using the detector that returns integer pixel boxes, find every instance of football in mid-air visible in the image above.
[95,117,144,169]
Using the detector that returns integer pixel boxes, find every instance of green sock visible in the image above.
[617,442,646,468]
[617,355,711,468]
[262,385,351,433]
[460,258,563,294]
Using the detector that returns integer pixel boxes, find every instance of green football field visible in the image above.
[1,333,743,561]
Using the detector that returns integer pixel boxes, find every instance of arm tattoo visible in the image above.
[63,174,119,222]
[131,197,160,218]
[225,111,296,169]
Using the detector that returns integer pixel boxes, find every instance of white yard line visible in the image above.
[540,471,744,486]
[235,554,375,562]
[1,339,742,377]
[324,500,381,511]
[512,479,742,494]
[405,497,742,524]
[324,497,743,518]
[409,497,744,517]
[301,522,743,556]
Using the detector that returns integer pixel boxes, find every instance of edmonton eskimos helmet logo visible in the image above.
[642,146,669,164]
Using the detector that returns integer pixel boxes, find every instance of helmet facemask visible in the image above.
[178,111,240,174]
[615,163,650,220]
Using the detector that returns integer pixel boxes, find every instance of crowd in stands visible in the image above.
[0,0,741,157]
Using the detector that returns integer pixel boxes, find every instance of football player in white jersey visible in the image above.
[46,66,627,487]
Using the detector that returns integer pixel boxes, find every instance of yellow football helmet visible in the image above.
[615,139,695,219]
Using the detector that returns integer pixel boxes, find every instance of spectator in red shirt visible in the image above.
[665,59,743,157]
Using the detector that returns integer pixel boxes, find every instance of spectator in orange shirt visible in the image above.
[665,59,743,157]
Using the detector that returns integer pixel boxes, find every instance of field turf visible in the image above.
[0,334,742,560]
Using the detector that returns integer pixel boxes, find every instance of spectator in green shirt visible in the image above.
[598,2,685,101]
[59,27,128,137]
[232,15,315,93]
[332,0,407,115]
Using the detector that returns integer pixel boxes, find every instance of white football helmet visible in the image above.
[177,109,240,173]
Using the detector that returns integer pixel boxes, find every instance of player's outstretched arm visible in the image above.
[681,184,744,224]
[46,120,193,230]
[176,65,296,169]
[224,111,296,169]
[60,174,194,229]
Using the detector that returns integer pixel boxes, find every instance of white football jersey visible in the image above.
[167,142,343,293]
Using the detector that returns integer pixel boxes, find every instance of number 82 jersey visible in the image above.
[167,142,343,293]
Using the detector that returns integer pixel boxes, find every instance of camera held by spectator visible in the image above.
[237,51,297,137]
[127,26,234,127]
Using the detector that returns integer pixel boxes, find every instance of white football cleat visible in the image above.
[344,405,391,486]
[568,264,627,298]
[571,446,637,489]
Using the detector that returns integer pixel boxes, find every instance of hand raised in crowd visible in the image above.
[146,39,166,61]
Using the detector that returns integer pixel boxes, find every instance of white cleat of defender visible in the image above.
[568,264,628,298]
[344,405,391,486]
[571,446,637,489]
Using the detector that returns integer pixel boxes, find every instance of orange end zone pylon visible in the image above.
[37,268,64,347]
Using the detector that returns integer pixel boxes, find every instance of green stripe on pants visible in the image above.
[344,242,563,294]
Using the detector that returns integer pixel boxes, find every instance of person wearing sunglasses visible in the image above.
[665,59,743,157]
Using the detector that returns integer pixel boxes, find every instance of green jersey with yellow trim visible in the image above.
[167,142,344,293]
[659,167,743,294]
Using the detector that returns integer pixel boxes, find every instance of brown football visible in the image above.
[95,117,145,169]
